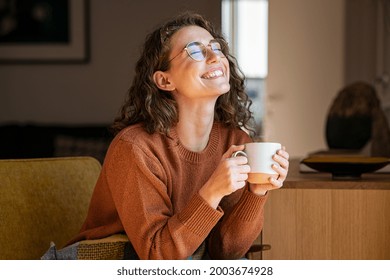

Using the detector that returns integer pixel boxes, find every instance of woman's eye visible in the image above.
[211,44,222,51]
[190,50,202,55]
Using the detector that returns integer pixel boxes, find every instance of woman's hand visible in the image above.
[249,146,290,196]
[199,145,250,208]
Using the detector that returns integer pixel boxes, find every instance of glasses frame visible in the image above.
[168,39,226,63]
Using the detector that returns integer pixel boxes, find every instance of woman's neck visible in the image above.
[175,100,216,152]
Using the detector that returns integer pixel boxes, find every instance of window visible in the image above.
[222,0,269,136]
[222,0,268,78]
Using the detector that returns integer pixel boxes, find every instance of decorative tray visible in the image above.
[300,156,390,179]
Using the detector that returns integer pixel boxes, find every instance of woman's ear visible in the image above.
[153,71,176,91]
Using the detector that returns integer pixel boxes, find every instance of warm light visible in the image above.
[222,0,268,78]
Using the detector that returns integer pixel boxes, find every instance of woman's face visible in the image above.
[166,25,230,100]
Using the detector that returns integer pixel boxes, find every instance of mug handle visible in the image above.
[232,151,247,158]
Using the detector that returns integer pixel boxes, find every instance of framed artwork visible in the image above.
[0,0,89,63]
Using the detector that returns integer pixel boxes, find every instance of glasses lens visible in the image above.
[210,40,224,57]
[186,42,206,61]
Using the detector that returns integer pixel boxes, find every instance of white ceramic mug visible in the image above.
[232,142,281,184]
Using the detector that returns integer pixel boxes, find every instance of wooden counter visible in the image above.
[261,158,390,260]
[284,158,390,189]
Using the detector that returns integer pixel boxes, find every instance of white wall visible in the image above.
[0,0,221,125]
[264,0,346,157]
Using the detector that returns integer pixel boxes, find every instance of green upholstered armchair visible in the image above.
[0,156,269,260]
[0,157,101,260]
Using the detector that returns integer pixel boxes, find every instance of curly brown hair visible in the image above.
[111,12,254,135]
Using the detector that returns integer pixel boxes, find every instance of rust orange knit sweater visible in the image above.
[69,122,268,259]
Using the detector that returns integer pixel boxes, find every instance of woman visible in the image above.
[69,12,289,260]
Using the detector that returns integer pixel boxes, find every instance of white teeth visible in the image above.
[202,70,223,79]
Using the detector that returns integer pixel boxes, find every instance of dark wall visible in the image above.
[0,0,222,125]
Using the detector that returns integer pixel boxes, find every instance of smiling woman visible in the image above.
[156,25,231,107]
[43,12,290,260]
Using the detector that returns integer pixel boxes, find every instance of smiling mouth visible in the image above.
[201,69,224,79]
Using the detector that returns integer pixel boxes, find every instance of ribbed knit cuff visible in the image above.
[233,189,268,222]
[178,194,223,237]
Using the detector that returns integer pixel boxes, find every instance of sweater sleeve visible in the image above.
[202,127,268,259]
[207,186,268,259]
[105,139,223,260]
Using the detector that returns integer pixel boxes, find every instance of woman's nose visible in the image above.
[205,47,221,64]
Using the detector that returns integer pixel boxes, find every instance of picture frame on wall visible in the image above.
[0,0,89,63]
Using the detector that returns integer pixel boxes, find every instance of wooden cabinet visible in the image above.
[262,182,390,260]
[262,188,390,259]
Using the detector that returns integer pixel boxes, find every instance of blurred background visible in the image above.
[0,0,389,159]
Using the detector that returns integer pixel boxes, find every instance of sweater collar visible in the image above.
[169,122,220,163]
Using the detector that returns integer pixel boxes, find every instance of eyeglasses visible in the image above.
[168,39,226,62]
